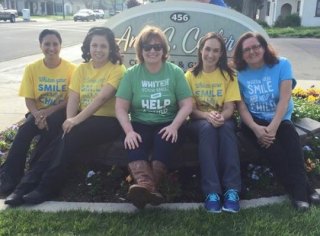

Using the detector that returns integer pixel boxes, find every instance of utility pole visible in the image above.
[62,0,65,19]
[53,0,56,15]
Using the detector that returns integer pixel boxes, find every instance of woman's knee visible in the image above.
[219,119,236,136]
[46,110,65,128]
[193,120,215,133]
[19,116,36,131]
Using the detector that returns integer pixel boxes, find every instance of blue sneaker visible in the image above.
[222,189,240,213]
[204,193,221,213]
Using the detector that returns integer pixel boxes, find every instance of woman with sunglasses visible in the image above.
[233,31,320,211]
[115,25,192,209]
[5,27,126,206]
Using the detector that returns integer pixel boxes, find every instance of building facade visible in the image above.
[264,0,320,26]
[2,0,320,26]
[2,0,86,15]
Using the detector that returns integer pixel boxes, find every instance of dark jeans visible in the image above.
[127,122,180,167]
[14,116,121,195]
[0,109,65,181]
[241,119,311,201]
[186,119,241,195]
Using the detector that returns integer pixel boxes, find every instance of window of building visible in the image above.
[317,0,320,17]
[297,1,300,13]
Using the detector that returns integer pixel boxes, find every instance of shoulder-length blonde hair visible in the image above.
[134,25,169,63]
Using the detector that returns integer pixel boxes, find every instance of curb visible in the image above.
[0,195,288,213]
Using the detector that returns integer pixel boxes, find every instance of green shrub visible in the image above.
[255,19,270,28]
[274,13,301,27]
[292,97,320,122]
[126,0,140,9]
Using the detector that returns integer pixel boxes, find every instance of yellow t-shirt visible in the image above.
[69,61,126,117]
[185,69,241,112]
[19,58,76,109]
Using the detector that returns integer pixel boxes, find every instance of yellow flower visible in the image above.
[293,86,320,102]
[306,88,320,97]
[292,87,307,98]
[307,95,317,102]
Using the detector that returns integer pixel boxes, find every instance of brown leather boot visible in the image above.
[128,160,164,209]
[151,160,167,206]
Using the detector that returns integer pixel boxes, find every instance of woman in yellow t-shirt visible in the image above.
[0,29,76,195]
[5,27,125,206]
[185,32,241,213]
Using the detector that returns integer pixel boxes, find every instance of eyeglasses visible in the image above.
[242,44,262,54]
[142,44,163,51]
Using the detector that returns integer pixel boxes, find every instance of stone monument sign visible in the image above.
[106,2,268,71]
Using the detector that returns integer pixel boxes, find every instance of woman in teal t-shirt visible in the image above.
[116,25,192,209]
[234,32,320,211]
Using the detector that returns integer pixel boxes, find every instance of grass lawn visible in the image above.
[1,201,320,235]
[265,27,320,38]
[30,15,74,21]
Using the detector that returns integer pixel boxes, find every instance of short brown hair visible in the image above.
[134,25,169,63]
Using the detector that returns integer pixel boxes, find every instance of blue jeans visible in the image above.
[127,122,179,167]
[187,119,241,195]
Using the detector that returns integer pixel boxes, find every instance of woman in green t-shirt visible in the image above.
[116,25,192,209]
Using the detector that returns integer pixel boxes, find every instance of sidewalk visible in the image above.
[0,195,289,212]
[0,39,319,132]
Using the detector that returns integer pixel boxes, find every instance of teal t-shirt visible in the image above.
[116,61,192,125]
[238,57,296,122]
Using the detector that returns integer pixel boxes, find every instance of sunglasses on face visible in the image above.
[242,44,262,54]
[142,44,163,51]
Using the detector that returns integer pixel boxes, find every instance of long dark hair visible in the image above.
[233,32,278,71]
[81,27,122,64]
[190,32,235,80]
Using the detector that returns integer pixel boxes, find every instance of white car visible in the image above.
[93,9,104,19]
[73,9,96,22]
[0,4,18,23]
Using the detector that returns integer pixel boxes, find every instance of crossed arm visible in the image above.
[190,101,235,127]
[26,98,67,130]
[237,80,292,148]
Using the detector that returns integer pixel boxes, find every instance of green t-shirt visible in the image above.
[116,62,192,125]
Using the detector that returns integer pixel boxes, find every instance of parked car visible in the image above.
[109,9,121,16]
[0,4,18,23]
[93,9,104,19]
[73,9,96,22]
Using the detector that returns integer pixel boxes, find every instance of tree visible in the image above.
[225,0,242,11]
[241,0,264,19]
[126,0,140,9]
[82,0,94,8]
